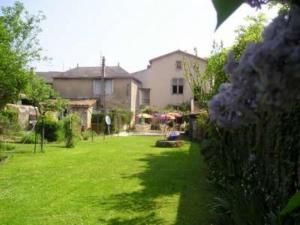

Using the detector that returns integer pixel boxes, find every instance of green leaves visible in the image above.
[212,0,244,29]
[280,191,300,217]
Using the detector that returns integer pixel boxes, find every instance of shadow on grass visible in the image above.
[95,141,212,225]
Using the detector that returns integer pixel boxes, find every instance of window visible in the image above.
[176,60,182,70]
[172,78,184,95]
[105,79,113,95]
[141,89,150,105]
[93,79,113,96]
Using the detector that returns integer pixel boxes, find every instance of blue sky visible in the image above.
[1,0,278,72]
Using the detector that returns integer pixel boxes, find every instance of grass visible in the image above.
[0,136,212,225]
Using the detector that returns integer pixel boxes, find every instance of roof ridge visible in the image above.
[149,49,207,63]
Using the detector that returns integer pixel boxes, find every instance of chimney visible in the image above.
[101,56,105,77]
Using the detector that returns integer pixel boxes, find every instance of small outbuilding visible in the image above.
[68,99,97,130]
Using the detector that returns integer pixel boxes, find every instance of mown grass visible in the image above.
[0,136,212,225]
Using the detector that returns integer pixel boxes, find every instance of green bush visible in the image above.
[0,142,16,151]
[63,114,80,148]
[201,104,300,225]
[21,131,40,144]
[35,115,61,142]
[165,103,190,112]
[0,108,20,134]
[92,109,132,134]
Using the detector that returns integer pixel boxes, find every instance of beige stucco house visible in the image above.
[131,50,207,109]
[38,50,206,115]
[38,66,140,114]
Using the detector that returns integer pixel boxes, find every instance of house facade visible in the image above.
[131,50,207,109]
[38,66,140,114]
[38,50,206,114]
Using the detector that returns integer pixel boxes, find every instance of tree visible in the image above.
[26,73,67,152]
[0,2,45,109]
[25,74,53,152]
[183,49,211,107]
[184,14,266,107]
[206,14,266,97]
[212,0,289,29]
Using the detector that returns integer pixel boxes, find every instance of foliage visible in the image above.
[203,5,300,225]
[208,8,298,127]
[183,48,210,107]
[0,108,20,134]
[202,104,300,224]
[212,0,290,29]
[63,113,80,148]
[21,131,40,144]
[25,74,66,151]
[0,142,16,151]
[165,102,190,112]
[0,2,45,109]
[92,109,132,134]
[281,191,300,217]
[212,0,244,29]
[25,74,56,113]
[187,14,266,106]
[196,111,209,129]
[202,43,228,100]
[35,115,61,142]
[140,105,156,114]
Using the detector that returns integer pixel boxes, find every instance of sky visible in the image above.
[1,0,279,73]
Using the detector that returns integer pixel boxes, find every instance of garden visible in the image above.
[0,136,212,225]
[1,0,300,224]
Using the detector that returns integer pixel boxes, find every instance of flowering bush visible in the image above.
[209,5,300,127]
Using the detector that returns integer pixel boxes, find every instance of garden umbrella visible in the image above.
[160,114,175,120]
[136,113,153,119]
[167,112,182,118]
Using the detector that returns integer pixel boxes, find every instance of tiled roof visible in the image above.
[37,71,62,83]
[56,66,129,78]
[149,50,207,64]
[37,66,131,83]
[68,99,97,107]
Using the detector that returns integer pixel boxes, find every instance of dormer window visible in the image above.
[176,60,182,70]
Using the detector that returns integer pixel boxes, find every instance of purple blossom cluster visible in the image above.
[246,0,289,8]
[246,0,269,7]
[209,6,300,127]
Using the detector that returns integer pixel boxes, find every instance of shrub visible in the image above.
[92,109,132,134]
[21,131,40,144]
[0,108,20,134]
[35,114,61,142]
[63,114,80,148]
[82,131,89,140]
[0,142,16,151]
[165,103,190,112]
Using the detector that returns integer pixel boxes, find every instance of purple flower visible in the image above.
[209,5,300,127]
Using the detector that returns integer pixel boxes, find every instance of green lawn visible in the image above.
[0,136,212,225]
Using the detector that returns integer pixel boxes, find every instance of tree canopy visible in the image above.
[0,1,45,109]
